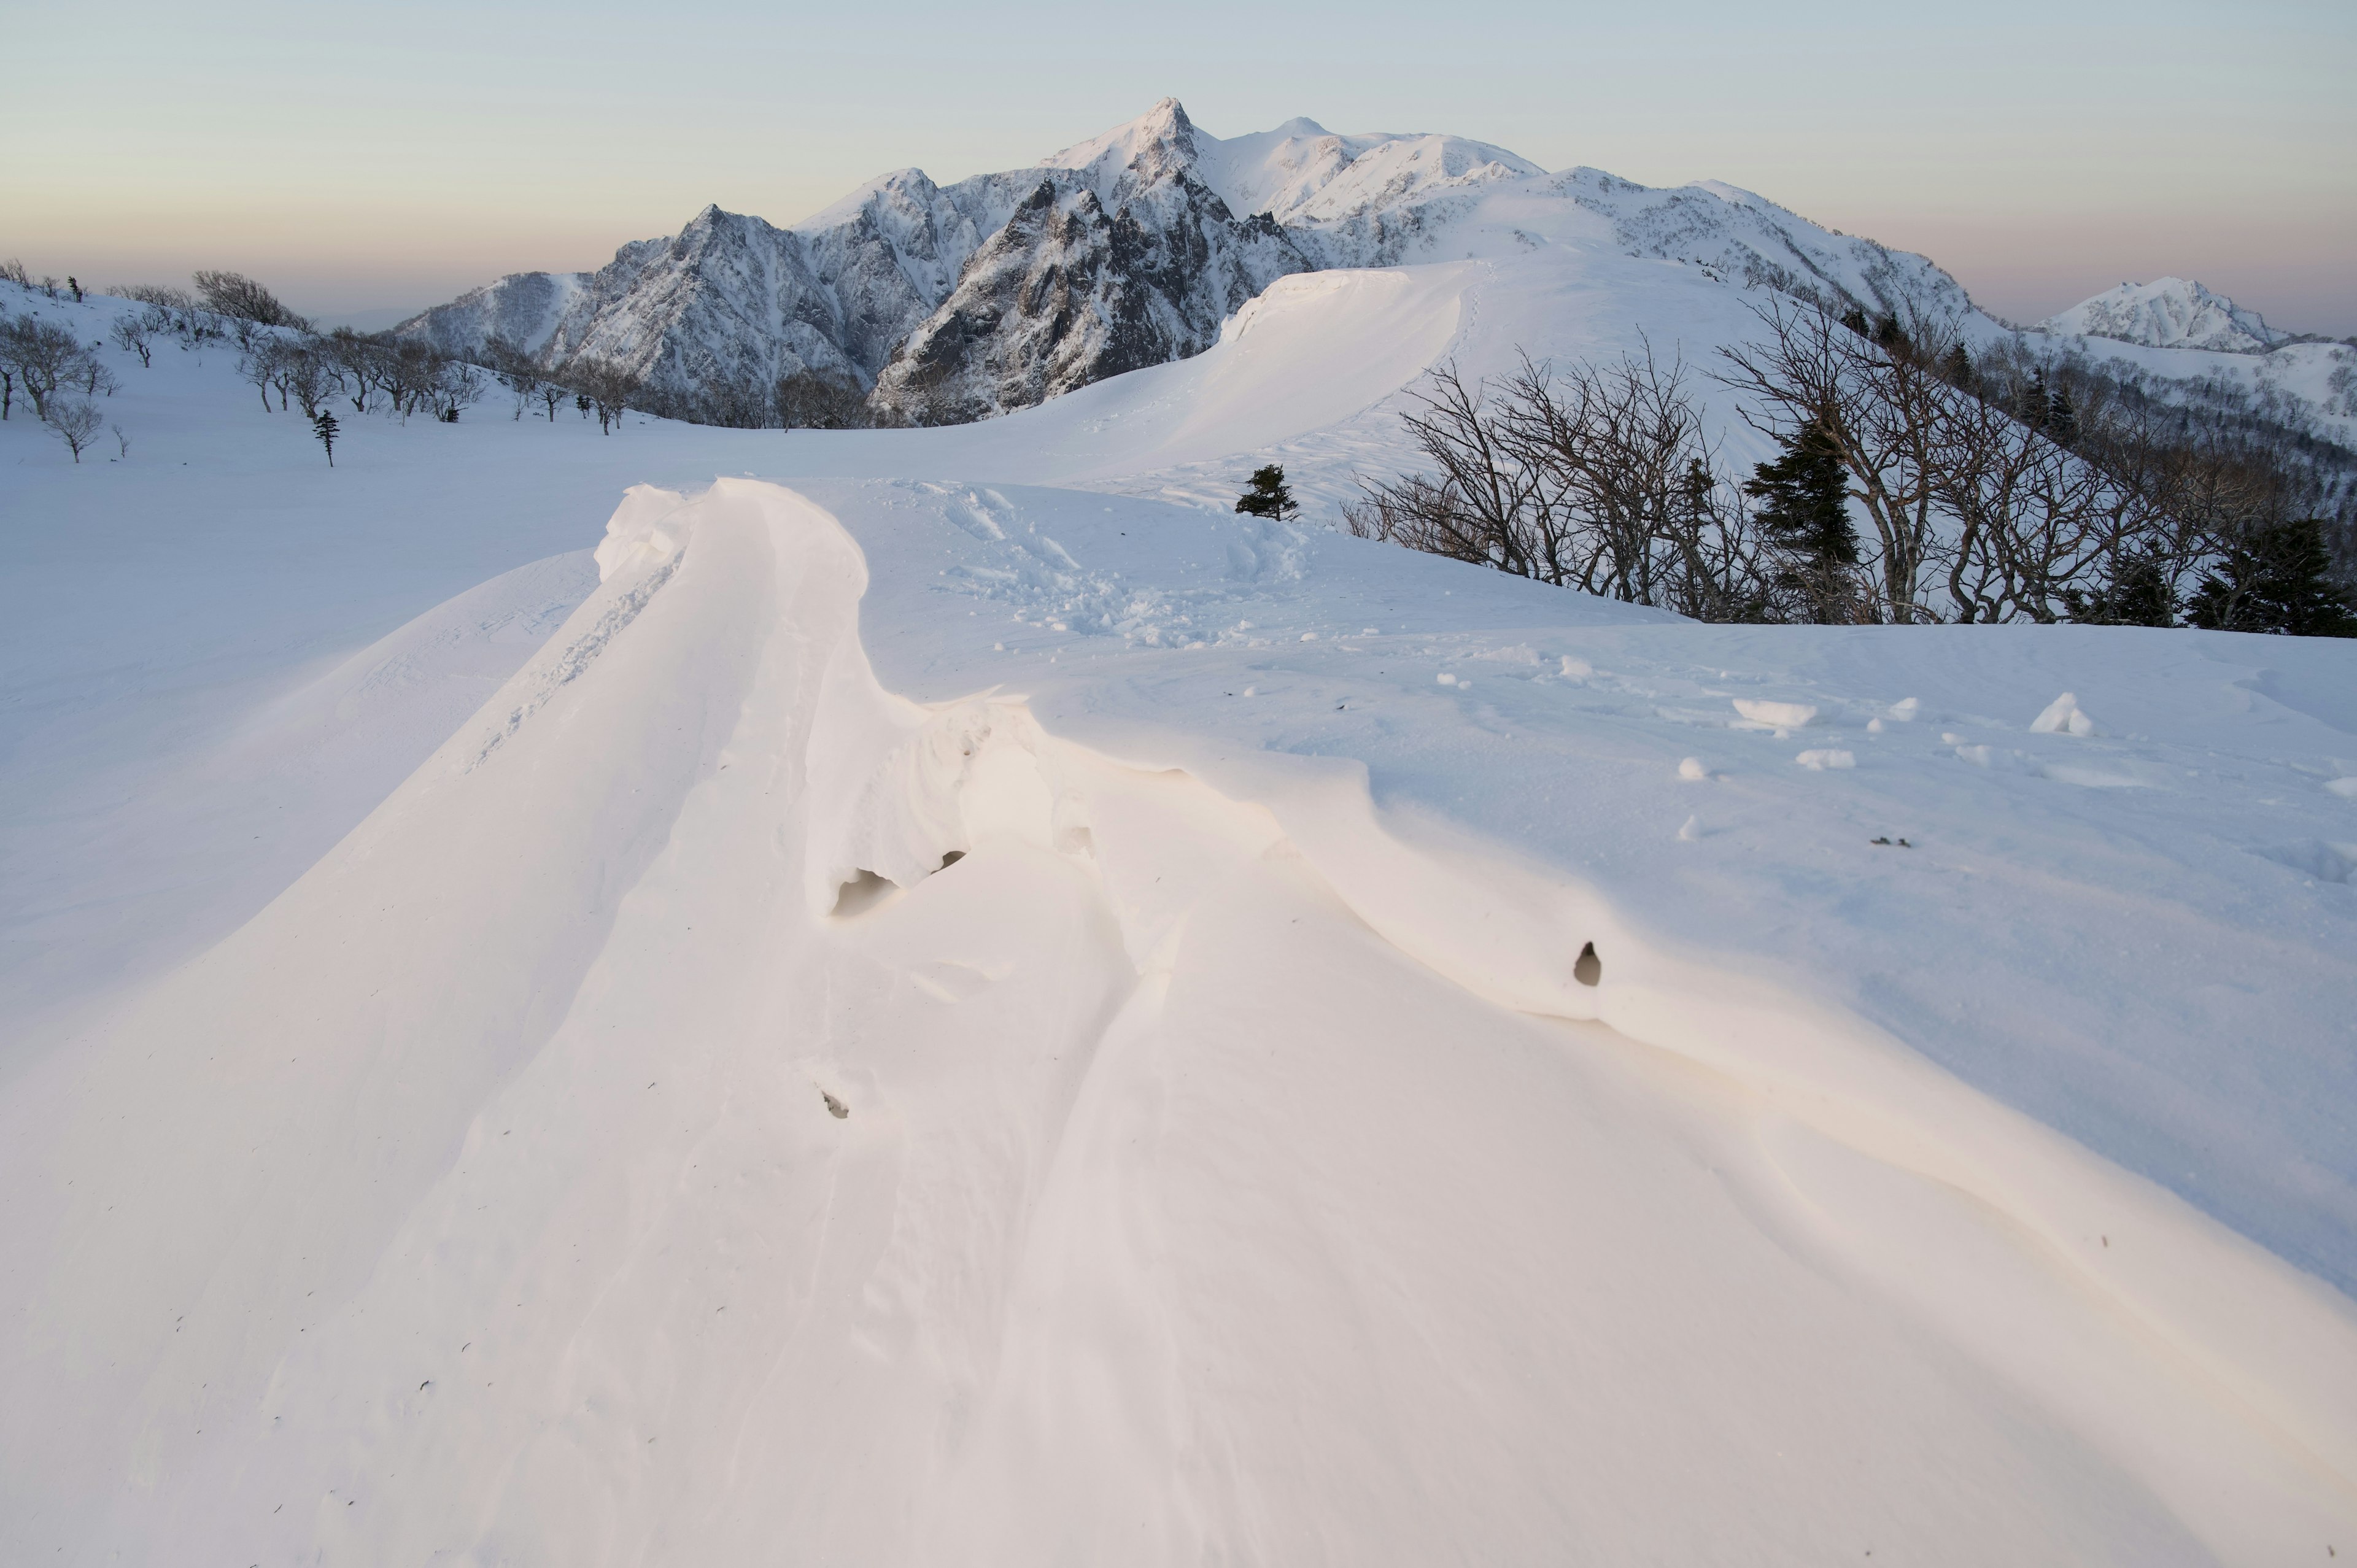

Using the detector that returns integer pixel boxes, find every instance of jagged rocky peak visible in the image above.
[2038,277,2289,354]
[1039,96,1207,195]
[867,101,1316,425]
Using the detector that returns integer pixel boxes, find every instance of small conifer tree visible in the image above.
[1746,418,1858,619]
[2065,547,2175,627]
[2046,385,2078,447]
[1236,463,1298,520]
[2188,518,2357,636]
[311,408,339,466]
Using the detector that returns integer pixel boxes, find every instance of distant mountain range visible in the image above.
[394,99,2342,430]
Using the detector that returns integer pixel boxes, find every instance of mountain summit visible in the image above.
[2038,276,2289,354]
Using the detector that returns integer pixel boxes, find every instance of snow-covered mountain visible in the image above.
[2039,276,2289,354]
[396,99,1999,424]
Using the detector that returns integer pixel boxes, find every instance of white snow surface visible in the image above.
[5,279,2357,1564]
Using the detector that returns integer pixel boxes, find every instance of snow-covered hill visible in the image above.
[6,229,2357,1561]
[2040,276,2291,353]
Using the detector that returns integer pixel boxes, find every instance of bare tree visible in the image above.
[193,270,311,330]
[109,313,156,368]
[45,395,104,462]
[1,315,95,422]
[238,338,284,412]
[319,329,388,414]
[569,359,640,434]
[1344,351,1779,620]
[430,358,488,422]
[0,258,29,287]
[775,368,871,430]
[482,334,540,420]
[1714,300,1959,621]
[282,341,333,419]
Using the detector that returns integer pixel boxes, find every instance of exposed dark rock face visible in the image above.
[871,152,1312,424]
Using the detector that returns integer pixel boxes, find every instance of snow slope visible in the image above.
[4,276,2356,1564]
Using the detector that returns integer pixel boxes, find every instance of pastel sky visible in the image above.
[7,0,2352,334]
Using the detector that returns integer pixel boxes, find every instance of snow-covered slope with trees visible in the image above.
[5,174,2356,1564]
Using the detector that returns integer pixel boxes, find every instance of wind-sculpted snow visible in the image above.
[5,480,2353,1564]
[11,265,2357,1565]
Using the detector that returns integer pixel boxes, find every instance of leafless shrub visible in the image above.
[109,312,156,367]
[45,395,104,462]
[567,358,640,433]
[193,270,311,331]
[1344,351,1781,621]
[775,368,870,430]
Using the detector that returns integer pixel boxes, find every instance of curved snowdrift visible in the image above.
[3,481,2352,1564]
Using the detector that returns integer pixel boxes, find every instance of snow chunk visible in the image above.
[592,484,689,582]
[2030,692,2099,737]
[1733,698,1817,729]
[1795,749,1856,771]
[1677,757,1708,782]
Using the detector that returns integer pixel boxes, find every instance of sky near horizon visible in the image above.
[6,0,2352,334]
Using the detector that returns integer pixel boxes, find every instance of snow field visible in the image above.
[3,265,2356,1562]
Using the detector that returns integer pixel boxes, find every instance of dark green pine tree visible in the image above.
[311,409,339,467]
[2065,547,2175,627]
[2046,384,2079,447]
[2022,370,2051,434]
[1746,420,1860,621]
[2187,517,2357,636]
[1940,342,1974,390]
[1235,463,1298,521]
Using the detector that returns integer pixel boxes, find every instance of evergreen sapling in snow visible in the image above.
[1744,419,1859,620]
[311,408,339,466]
[1236,464,1298,520]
